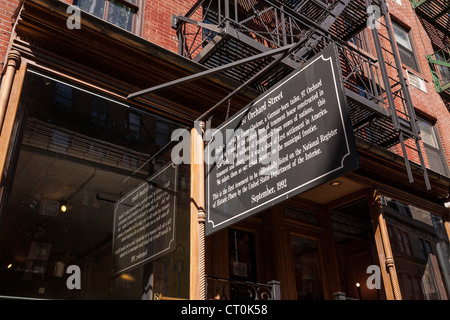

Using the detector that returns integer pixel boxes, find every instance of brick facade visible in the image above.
[385,0,450,172]
[0,0,448,174]
[0,0,20,68]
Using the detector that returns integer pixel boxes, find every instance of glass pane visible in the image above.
[290,236,323,300]
[229,229,257,282]
[436,52,450,84]
[418,120,438,148]
[331,198,380,300]
[423,145,449,176]
[398,45,419,71]
[78,0,105,19]
[108,0,135,32]
[0,70,191,299]
[382,196,450,300]
[393,23,412,50]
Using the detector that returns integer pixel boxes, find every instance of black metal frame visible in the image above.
[128,0,432,189]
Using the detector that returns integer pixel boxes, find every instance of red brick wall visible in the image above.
[385,0,450,172]
[0,0,448,173]
[0,0,20,71]
[0,0,198,69]
[141,0,200,54]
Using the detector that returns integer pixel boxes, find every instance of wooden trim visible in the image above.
[0,51,21,132]
[367,189,402,300]
[190,123,205,300]
[444,217,450,248]
[0,60,26,185]
[347,171,449,218]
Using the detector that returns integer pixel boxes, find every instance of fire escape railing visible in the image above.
[427,45,450,95]
[206,275,281,300]
[410,0,450,36]
[132,0,433,189]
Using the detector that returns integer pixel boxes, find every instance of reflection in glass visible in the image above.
[108,0,134,31]
[77,0,105,19]
[382,196,450,300]
[0,70,190,299]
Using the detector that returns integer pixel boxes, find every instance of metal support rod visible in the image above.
[365,0,399,129]
[127,43,295,99]
[195,30,315,121]
[380,0,420,136]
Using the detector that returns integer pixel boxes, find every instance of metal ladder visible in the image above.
[366,0,431,189]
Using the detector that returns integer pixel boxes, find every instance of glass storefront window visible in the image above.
[0,70,190,299]
[381,196,450,300]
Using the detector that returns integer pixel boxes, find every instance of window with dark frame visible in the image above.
[229,229,257,282]
[418,119,449,177]
[392,22,420,72]
[73,0,140,33]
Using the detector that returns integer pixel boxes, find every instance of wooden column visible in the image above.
[444,215,450,248]
[0,50,21,132]
[368,189,402,300]
[0,52,24,189]
[190,121,205,300]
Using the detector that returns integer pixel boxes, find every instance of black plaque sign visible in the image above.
[112,163,177,274]
[205,44,359,235]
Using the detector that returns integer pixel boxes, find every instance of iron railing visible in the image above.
[206,276,281,300]
[161,0,432,188]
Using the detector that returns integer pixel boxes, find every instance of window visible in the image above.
[435,50,450,85]
[54,83,73,113]
[128,112,141,139]
[419,238,432,261]
[381,196,450,300]
[402,231,411,255]
[0,70,190,300]
[418,119,449,176]
[396,227,405,253]
[229,229,257,282]
[74,0,140,33]
[392,22,420,72]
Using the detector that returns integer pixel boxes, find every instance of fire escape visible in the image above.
[167,0,432,190]
[410,0,450,102]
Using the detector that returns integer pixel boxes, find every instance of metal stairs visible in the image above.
[130,0,434,189]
